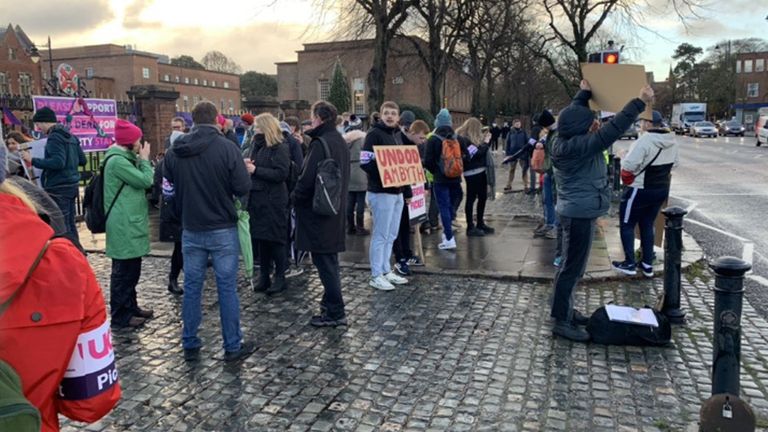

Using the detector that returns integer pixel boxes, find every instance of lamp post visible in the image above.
[715,40,734,120]
[28,36,60,96]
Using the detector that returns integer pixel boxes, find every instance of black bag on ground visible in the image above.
[83,155,125,234]
[312,137,342,216]
[587,305,672,346]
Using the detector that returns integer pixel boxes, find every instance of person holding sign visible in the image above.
[549,79,654,342]
[360,101,410,291]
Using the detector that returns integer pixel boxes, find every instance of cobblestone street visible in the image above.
[61,254,768,432]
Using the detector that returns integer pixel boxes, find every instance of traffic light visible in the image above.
[588,52,601,63]
[602,51,620,64]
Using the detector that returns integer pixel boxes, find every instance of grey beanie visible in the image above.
[435,108,452,128]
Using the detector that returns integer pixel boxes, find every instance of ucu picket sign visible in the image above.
[59,320,118,400]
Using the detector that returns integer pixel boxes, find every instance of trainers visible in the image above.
[572,310,590,326]
[384,271,409,285]
[183,347,201,362]
[477,224,495,234]
[553,256,563,267]
[640,262,654,278]
[395,260,412,276]
[552,321,590,342]
[438,234,457,250]
[355,227,371,236]
[467,227,486,237]
[407,256,424,267]
[532,222,544,233]
[612,260,637,276]
[310,314,348,327]
[224,340,256,362]
[285,266,304,279]
[370,275,395,291]
[544,228,557,240]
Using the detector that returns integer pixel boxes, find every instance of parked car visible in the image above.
[689,121,717,138]
[757,116,768,147]
[620,123,639,140]
[718,120,745,137]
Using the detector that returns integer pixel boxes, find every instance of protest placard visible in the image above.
[32,96,117,152]
[580,63,653,119]
[372,145,426,188]
[408,183,428,225]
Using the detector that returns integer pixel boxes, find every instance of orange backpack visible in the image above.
[438,136,463,178]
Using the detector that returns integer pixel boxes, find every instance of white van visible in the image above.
[756,115,768,147]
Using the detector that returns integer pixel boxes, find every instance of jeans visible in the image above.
[312,253,345,319]
[392,203,412,261]
[47,184,82,251]
[505,158,529,190]
[170,241,183,281]
[550,215,595,323]
[619,186,669,265]
[181,227,242,352]
[434,183,462,240]
[347,191,367,228]
[542,173,557,226]
[464,173,488,229]
[368,192,404,277]
[110,258,142,326]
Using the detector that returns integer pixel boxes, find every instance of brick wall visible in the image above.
[0,27,43,96]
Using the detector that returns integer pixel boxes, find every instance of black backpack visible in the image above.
[587,305,672,346]
[312,137,342,216]
[83,155,125,234]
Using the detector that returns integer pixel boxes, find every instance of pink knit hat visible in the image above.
[115,119,142,147]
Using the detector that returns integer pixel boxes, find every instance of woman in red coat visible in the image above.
[0,140,121,431]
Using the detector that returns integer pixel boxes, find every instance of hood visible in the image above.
[343,129,366,143]
[172,124,218,157]
[102,145,136,168]
[646,130,676,149]
[433,125,455,139]
[0,193,53,304]
[307,121,336,139]
[48,124,78,145]
[557,90,595,139]
[373,121,400,134]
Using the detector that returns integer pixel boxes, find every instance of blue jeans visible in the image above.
[367,192,404,277]
[434,183,462,240]
[542,173,557,226]
[181,227,242,352]
[619,186,669,265]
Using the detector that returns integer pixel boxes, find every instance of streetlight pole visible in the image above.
[46,36,54,83]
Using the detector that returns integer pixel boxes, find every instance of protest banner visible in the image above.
[372,145,426,188]
[408,183,428,226]
[32,96,117,152]
[580,63,653,119]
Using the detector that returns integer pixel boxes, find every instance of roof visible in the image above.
[1,24,34,51]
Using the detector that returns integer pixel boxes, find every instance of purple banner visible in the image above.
[32,96,117,152]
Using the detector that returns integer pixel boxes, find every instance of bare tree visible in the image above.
[201,50,242,74]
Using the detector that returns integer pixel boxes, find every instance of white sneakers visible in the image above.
[370,272,409,291]
[438,234,457,250]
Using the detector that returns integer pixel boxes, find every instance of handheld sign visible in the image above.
[580,63,653,119]
[408,183,428,226]
[372,145,426,188]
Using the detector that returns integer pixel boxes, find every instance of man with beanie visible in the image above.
[533,110,558,241]
[104,119,155,329]
[22,106,86,250]
[549,79,654,342]
[424,108,466,250]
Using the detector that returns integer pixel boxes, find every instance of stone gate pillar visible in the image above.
[127,85,179,158]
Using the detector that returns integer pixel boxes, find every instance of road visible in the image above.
[615,133,768,318]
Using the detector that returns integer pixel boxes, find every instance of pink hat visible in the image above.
[115,119,142,147]
[216,114,226,128]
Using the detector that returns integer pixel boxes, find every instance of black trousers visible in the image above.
[312,253,345,320]
[258,240,288,280]
[464,173,488,229]
[347,191,367,228]
[392,203,412,261]
[550,215,595,323]
[170,241,183,281]
[110,257,142,326]
[427,186,439,228]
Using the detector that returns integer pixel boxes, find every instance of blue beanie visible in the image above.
[435,108,452,128]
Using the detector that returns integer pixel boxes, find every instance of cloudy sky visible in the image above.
[4,0,767,80]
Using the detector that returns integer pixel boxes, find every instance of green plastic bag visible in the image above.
[235,200,254,287]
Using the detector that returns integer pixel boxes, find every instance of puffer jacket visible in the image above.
[621,129,678,190]
[31,125,86,189]
[344,130,368,192]
[551,90,645,219]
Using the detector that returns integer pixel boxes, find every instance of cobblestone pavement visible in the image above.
[61,254,768,431]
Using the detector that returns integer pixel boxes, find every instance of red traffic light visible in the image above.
[602,51,619,64]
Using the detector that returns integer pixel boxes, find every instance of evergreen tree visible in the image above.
[328,60,350,113]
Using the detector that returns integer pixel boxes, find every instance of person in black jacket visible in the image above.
[549,80,653,343]
[456,118,493,237]
[163,101,254,362]
[291,101,350,327]
[158,130,185,295]
[248,113,291,295]
[360,101,411,291]
[22,107,86,251]
[503,119,529,193]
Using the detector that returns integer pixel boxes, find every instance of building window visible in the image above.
[211,80,216,87]
[18,73,32,96]
[193,95,199,105]
[163,74,170,81]
[318,79,330,100]
[203,79,207,86]
[747,83,759,98]
[353,78,365,114]
[8,48,16,60]
[194,78,199,85]
[86,67,94,79]
[736,60,742,73]
[757,59,765,73]
[142,67,150,79]
[220,98,225,112]
[184,77,190,84]
[183,95,189,112]
[744,60,753,73]
[175,75,180,83]
[223,81,229,89]
[229,99,234,113]
[0,73,7,95]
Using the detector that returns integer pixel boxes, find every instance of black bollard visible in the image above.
[709,256,751,396]
[661,206,687,323]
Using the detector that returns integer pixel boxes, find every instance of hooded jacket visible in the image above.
[0,194,121,432]
[31,125,86,190]
[621,129,678,190]
[551,90,645,219]
[424,125,466,184]
[163,124,251,232]
[360,122,405,194]
[247,134,290,244]
[102,146,154,259]
[344,129,368,192]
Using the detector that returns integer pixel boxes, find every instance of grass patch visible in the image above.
[684,259,711,285]
[653,419,673,431]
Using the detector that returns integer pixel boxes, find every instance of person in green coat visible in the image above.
[104,119,155,329]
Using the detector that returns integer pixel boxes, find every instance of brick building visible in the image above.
[277,36,472,120]
[0,24,43,124]
[734,52,768,129]
[42,44,241,113]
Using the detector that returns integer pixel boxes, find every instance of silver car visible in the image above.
[689,121,717,138]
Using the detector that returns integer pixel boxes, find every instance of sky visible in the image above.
[3,0,767,80]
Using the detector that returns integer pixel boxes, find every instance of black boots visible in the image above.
[168,278,183,295]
